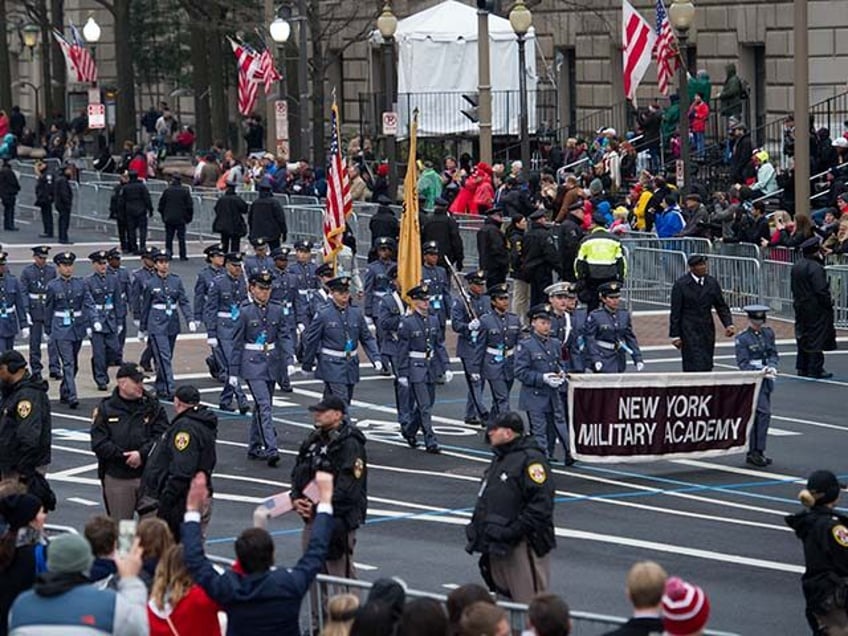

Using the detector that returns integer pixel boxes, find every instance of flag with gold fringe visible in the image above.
[398,109,421,305]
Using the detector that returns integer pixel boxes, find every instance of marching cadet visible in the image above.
[376,265,411,430]
[0,251,27,350]
[229,270,294,467]
[139,251,197,400]
[85,250,126,391]
[397,282,453,453]
[289,240,319,343]
[469,283,522,423]
[244,237,274,278]
[193,244,225,329]
[465,411,555,603]
[106,248,132,360]
[131,246,158,372]
[514,304,567,459]
[204,252,251,414]
[421,241,451,337]
[585,281,644,374]
[301,274,382,404]
[735,304,779,468]
[44,251,95,409]
[364,237,396,370]
[308,263,336,321]
[20,246,60,380]
[270,246,296,392]
[291,395,367,579]
[452,270,491,425]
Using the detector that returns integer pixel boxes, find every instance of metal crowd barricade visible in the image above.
[828,266,848,329]
[759,260,795,319]
[712,241,761,260]
[289,195,320,206]
[659,237,712,256]
[620,236,662,251]
[286,205,325,243]
[623,247,688,308]
[762,245,800,263]
[693,252,761,310]
[14,173,38,219]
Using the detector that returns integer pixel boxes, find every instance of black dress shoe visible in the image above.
[267,455,280,468]
[218,404,236,412]
[746,452,769,468]
[179,257,189,261]
[279,384,293,393]
[425,445,441,455]
[464,417,481,426]
[239,405,251,415]
[38,234,53,239]
[68,400,80,409]
[564,453,576,466]
[247,453,265,461]
[97,384,108,391]
[58,239,73,244]
[403,435,419,449]
[50,373,62,380]
[813,371,834,379]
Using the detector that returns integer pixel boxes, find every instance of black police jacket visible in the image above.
[120,179,153,218]
[522,222,560,277]
[90,389,170,480]
[786,505,848,613]
[291,421,367,532]
[248,194,288,243]
[212,192,248,236]
[157,184,194,226]
[477,218,509,273]
[466,436,555,558]
[0,372,51,475]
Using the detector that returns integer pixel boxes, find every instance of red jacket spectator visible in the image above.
[128,154,148,180]
[148,584,222,636]
[689,100,709,133]
[449,177,477,215]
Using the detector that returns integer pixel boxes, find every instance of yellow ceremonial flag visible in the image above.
[398,110,421,306]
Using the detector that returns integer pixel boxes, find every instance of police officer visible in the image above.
[0,251,27,350]
[786,470,848,635]
[44,251,95,409]
[364,236,396,370]
[574,213,626,312]
[85,250,126,391]
[476,207,509,289]
[106,248,132,360]
[142,384,218,539]
[515,304,567,459]
[230,270,294,467]
[522,209,561,306]
[270,247,296,392]
[131,246,158,372]
[585,281,644,374]
[452,270,491,425]
[139,251,197,400]
[20,246,60,380]
[301,275,382,404]
[90,362,170,520]
[290,395,367,579]
[465,411,555,603]
[470,283,522,423]
[397,282,452,453]
[289,240,319,344]
[0,351,51,503]
[735,304,778,468]
[193,244,226,328]
[244,237,274,278]
[376,265,411,433]
[204,252,251,414]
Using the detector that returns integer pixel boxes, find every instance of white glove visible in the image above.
[20,327,30,339]
[373,360,384,372]
[118,324,124,334]
[228,375,239,387]
[133,319,140,328]
[42,331,50,343]
[594,361,603,373]
[470,372,481,382]
[188,321,198,332]
[365,316,375,328]
[93,321,103,332]
[468,318,481,331]
[398,377,409,388]
[138,331,147,343]
[26,315,32,326]
[444,370,454,383]
[86,327,93,338]
[208,337,219,348]
[636,361,645,372]
[287,364,297,376]
[764,366,778,378]
[543,372,564,388]
[297,323,306,335]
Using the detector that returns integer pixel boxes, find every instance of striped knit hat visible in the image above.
[662,576,710,635]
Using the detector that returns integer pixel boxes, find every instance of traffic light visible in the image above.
[461,93,480,123]
[476,0,496,10]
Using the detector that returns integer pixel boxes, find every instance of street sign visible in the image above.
[382,111,398,136]
[274,99,289,150]
[88,103,106,129]
[675,159,685,188]
[276,140,290,159]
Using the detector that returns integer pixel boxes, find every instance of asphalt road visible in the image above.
[4,222,847,635]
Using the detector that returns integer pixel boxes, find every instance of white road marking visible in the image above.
[670,459,801,482]
[772,415,848,433]
[49,463,99,478]
[67,497,99,506]
[354,562,379,571]
[768,427,801,437]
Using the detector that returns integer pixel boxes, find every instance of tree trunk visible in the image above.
[113,0,137,146]
[50,0,66,119]
[38,0,53,118]
[0,0,13,113]
[188,19,211,149]
[208,17,227,146]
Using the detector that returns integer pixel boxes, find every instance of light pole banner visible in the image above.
[567,372,763,463]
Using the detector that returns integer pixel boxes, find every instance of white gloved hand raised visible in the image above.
[373,360,384,372]
[398,377,409,388]
[20,327,30,339]
[207,337,219,348]
[594,361,603,373]
[636,361,645,372]
[297,323,306,335]
[228,375,239,388]
[188,321,198,333]
[444,370,454,383]
[468,318,481,331]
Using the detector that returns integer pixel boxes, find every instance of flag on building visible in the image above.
[228,37,263,116]
[323,100,351,265]
[398,110,421,304]
[654,0,679,96]
[52,27,97,83]
[258,47,283,95]
[622,0,657,101]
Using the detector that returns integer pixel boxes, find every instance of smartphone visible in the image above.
[118,519,137,556]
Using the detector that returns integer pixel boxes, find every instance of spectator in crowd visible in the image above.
[750,150,778,199]
[8,532,148,635]
[9,107,25,139]
[395,598,450,636]
[322,593,360,636]
[677,193,710,238]
[527,594,571,636]
[418,161,444,211]
[477,206,509,288]
[174,125,196,154]
[136,517,175,589]
[371,163,390,202]
[422,197,464,271]
[350,602,398,636]
[654,193,685,239]
[243,115,264,153]
[446,584,495,635]
[213,182,249,253]
[0,158,21,232]
[349,164,370,202]
[148,544,222,636]
[824,217,848,254]
[248,179,288,250]
[743,200,771,246]
[158,174,194,261]
[661,577,711,636]
[459,601,510,636]
[84,514,119,586]
[638,104,663,171]
[719,64,745,120]
[0,493,46,636]
[603,561,667,636]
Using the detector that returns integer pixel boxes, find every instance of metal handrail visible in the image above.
[751,167,834,204]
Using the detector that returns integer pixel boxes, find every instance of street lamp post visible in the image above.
[296,0,310,163]
[270,15,291,158]
[477,2,492,165]
[82,16,101,89]
[21,24,39,120]
[509,1,532,174]
[669,0,695,192]
[377,3,398,200]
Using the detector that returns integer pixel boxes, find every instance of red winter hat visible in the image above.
[475,162,493,176]
[376,163,390,177]
[662,577,710,635]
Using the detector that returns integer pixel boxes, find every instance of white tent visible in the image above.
[387,0,538,138]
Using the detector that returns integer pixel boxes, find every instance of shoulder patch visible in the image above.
[353,457,365,480]
[527,462,547,485]
[174,431,191,452]
[16,400,32,419]
[833,524,848,548]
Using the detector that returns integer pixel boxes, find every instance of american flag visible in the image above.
[323,100,351,263]
[259,48,283,95]
[52,26,97,84]
[228,38,263,116]
[622,0,656,101]
[654,0,679,96]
